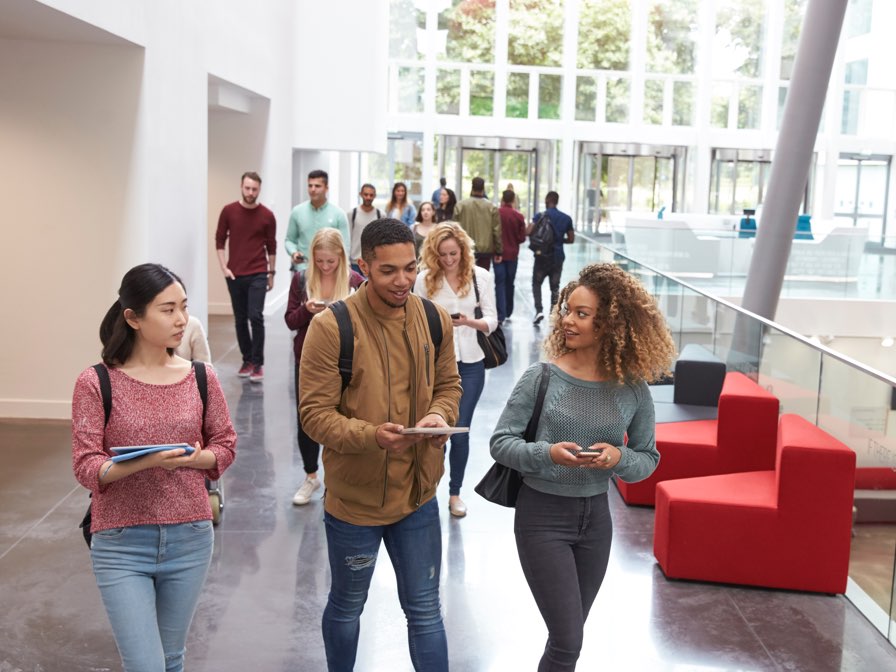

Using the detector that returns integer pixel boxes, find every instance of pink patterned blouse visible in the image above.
[71,364,237,533]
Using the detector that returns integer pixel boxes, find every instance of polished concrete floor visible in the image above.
[3,247,896,671]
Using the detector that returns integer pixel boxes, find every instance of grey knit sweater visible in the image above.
[489,362,660,498]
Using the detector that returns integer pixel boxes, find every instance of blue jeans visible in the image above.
[493,258,519,321]
[91,522,214,672]
[515,485,612,672]
[322,499,447,672]
[226,272,267,366]
[449,360,486,496]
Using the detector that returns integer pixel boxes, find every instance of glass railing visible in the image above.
[598,220,896,301]
[598,244,896,644]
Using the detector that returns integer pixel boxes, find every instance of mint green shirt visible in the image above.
[285,201,350,271]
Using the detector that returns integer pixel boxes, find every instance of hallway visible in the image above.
[2,244,895,671]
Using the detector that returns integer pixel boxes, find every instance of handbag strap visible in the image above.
[471,273,484,319]
[523,362,551,442]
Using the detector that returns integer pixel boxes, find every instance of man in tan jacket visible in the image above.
[300,218,461,672]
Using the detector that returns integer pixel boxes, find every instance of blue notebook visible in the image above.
[109,443,194,463]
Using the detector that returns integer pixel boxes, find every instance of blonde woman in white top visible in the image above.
[414,221,498,517]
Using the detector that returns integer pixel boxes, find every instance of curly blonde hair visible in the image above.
[544,263,676,383]
[420,221,476,298]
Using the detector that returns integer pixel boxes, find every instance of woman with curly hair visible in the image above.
[490,263,675,671]
[415,222,498,518]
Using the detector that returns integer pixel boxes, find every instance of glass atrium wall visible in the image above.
[382,0,895,246]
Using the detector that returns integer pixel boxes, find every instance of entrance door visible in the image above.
[577,142,683,233]
[439,136,553,222]
[835,153,891,245]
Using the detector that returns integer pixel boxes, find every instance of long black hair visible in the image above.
[99,263,186,366]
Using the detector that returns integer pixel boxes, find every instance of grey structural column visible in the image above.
[731,0,848,368]
[741,0,848,319]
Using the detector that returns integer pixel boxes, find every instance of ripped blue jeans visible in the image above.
[322,498,447,672]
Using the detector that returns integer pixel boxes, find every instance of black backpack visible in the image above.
[329,298,443,393]
[529,212,555,257]
[78,362,208,548]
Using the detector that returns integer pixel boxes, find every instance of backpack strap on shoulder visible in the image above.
[329,301,354,393]
[191,361,208,422]
[92,363,112,427]
[351,207,357,226]
[420,298,443,361]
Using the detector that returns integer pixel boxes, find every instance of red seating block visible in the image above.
[653,414,856,594]
[617,372,779,506]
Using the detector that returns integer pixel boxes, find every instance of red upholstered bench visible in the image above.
[653,414,856,594]
[616,372,779,506]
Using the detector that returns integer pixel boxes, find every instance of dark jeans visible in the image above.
[514,484,613,672]
[294,364,320,473]
[226,273,267,366]
[322,499,447,672]
[448,360,486,496]
[493,258,519,321]
[532,255,563,314]
[474,252,493,271]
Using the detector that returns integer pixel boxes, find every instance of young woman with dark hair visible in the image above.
[72,263,237,672]
[490,263,675,671]
[385,181,417,227]
[435,187,457,223]
[412,201,437,258]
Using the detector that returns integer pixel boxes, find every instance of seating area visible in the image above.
[618,371,780,506]
[653,414,856,594]
[650,343,725,424]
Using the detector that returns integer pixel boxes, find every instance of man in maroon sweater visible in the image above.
[494,189,527,323]
[215,171,277,383]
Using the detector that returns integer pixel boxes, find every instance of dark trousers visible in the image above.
[532,255,563,314]
[294,363,320,473]
[514,484,613,672]
[493,258,519,321]
[474,252,493,271]
[226,273,267,366]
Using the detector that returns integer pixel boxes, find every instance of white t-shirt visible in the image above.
[349,207,381,262]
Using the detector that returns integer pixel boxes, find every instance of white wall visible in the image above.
[293,0,389,154]
[0,38,145,418]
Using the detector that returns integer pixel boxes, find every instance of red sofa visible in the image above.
[653,414,856,594]
[617,372,779,506]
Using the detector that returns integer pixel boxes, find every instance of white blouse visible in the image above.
[414,266,499,364]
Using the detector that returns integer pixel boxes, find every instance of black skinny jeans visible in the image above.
[532,255,563,314]
[514,483,613,672]
[294,363,320,474]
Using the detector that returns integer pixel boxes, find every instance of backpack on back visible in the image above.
[528,212,555,257]
[329,298,443,393]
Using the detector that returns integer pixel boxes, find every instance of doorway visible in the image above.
[576,142,685,234]
[835,153,891,245]
[437,136,556,221]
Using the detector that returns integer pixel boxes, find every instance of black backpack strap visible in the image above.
[524,363,551,442]
[376,208,382,219]
[420,298,443,361]
[192,361,208,422]
[92,363,112,427]
[351,207,357,226]
[329,301,354,393]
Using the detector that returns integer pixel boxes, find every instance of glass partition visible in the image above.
[600,244,896,644]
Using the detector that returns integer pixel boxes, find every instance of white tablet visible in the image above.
[399,427,470,435]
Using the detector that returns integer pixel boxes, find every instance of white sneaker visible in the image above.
[292,476,321,505]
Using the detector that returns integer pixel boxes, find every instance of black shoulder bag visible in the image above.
[472,277,507,369]
[474,362,551,507]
